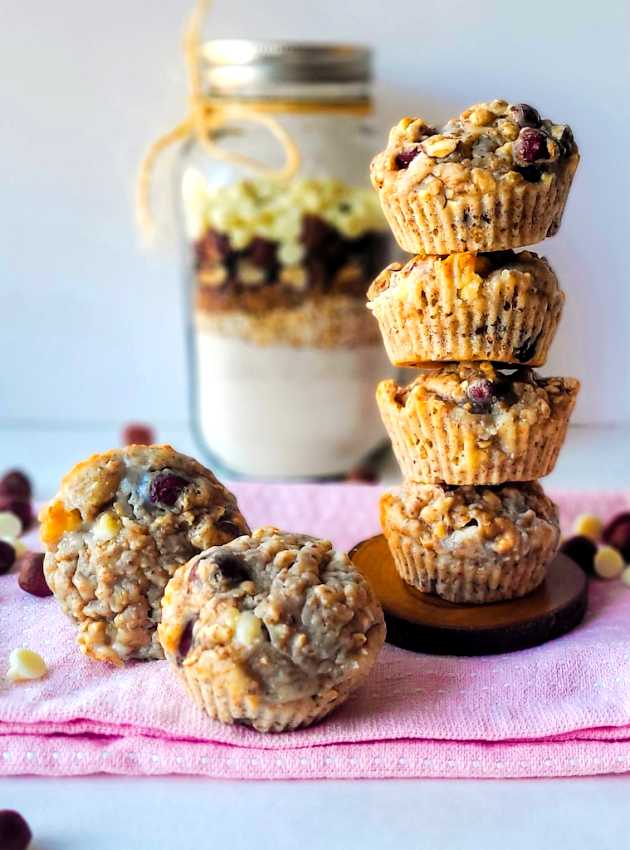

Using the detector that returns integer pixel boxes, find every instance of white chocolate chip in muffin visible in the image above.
[594,545,624,580]
[573,513,603,541]
[7,648,48,682]
[234,611,263,647]
[92,511,121,542]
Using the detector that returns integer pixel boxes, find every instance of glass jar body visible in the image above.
[179,109,395,478]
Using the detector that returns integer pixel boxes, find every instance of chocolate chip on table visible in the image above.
[346,466,378,484]
[513,127,548,166]
[0,470,32,501]
[18,552,53,597]
[0,540,16,575]
[0,810,32,850]
[121,422,155,446]
[601,512,630,561]
[560,535,597,575]
[0,498,32,532]
[395,148,420,169]
[213,551,250,586]
[149,473,187,507]
[509,103,541,128]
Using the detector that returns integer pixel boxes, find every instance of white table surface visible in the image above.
[1,422,629,849]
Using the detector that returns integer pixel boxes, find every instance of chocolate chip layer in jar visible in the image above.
[368,250,563,367]
[381,481,560,603]
[179,43,396,478]
[370,100,579,254]
[376,362,579,485]
[40,445,250,665]
[158,527,385,732]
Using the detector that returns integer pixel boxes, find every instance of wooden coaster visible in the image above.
[349,535,588,656]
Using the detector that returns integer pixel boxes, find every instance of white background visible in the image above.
[1,0,629,428]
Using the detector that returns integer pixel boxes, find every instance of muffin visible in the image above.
[158,527,385,732]
[376,362,579,484]
[367,250,563,366]
[40,445,249,665]
[370,100,579,254]
[381,481,560,603]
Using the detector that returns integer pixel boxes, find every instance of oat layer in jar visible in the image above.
[180,41,394,477]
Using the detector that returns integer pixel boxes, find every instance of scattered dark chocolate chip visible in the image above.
[177,619,196,664]
[121,423,155,446]
[0,470,31,501]
[560,535,597,575]
[0,809,32,850]
[513,127,548,165]
[395,148,420,169]
[509,103,541,128]
[602,512,630,562]
[0,498,33,532]
[213,551,250,586]
[0,540,16,575]
[18,552,52,597]
[149,473,187,507]
[346,466,378,484]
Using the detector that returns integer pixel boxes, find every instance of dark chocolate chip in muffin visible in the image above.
[513,127,548,165]
[395,148,420,169]
[213,551,250,587]
[149,472,187,507]
[177,618,196,664]
[509,103,541,128]
[514,333,541,363]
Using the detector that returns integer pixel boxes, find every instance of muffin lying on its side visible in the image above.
[158,527,385,732]
[41,445,249,665]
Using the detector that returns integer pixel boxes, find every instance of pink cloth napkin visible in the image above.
[2,483,630,780]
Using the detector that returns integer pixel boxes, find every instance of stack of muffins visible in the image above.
[368,99,581,605]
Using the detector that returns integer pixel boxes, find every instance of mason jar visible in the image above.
[179,40,394,478]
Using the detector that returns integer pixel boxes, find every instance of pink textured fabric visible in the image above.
[1,483,630,780]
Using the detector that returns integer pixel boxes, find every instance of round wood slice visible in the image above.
[349,534,588,656]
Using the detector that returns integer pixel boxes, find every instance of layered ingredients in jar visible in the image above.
[183,171,394,477]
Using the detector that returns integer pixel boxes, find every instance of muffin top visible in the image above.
[368,250,560,304]
[382,481,559,557]
[158,527,385,704]
[388,362,579,418]
[41,444,248,549]
[370,100,579,197]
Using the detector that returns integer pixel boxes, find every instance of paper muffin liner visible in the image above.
[376,380,578,485]
[177,625,385,733]
[369,254,563,367]
[380,157,578,254]
[381,497,552,604]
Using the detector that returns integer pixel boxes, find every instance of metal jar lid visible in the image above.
[201,40,372,100]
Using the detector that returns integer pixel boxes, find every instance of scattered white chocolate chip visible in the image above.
[92,511,121,542]
[622,566,630,588]
[7,648,47,682]
[594,545,624,580]
[573,513,603,541]
[0,511,22,539]
[234,611,262,647]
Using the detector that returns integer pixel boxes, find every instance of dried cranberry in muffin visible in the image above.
[40,445,250,665]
